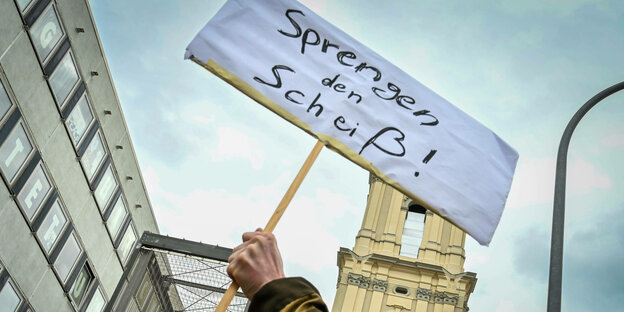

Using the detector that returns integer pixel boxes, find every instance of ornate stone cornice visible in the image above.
[402,195,411,207]
[369,174,382,185]
[341,248,372,262]
[347,273,371,289]
[434,291,459,305]
[338,248,477,280]
[372,279,387,292]
[416,288,432,301]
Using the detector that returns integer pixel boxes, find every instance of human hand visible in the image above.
[227,228,286,299]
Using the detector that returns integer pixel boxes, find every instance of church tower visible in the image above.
[332,175,477,312]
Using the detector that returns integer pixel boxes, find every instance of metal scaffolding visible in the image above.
[106,232,249,312]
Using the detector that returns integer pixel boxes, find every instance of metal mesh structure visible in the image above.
[108,233,249,312]
[153,249,248,311]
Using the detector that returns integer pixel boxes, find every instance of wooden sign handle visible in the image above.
[214,140,325,312]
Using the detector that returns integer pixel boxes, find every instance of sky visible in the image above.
[89,0,624,310]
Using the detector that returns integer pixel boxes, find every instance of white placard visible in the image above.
[185,0,518,245]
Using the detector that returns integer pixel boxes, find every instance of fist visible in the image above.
[227,229,286,299]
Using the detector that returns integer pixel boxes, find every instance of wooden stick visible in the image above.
[215,140,325,312]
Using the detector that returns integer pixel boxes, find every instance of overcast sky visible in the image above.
[90,0,623,310]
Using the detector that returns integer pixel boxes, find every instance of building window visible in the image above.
[28,5,64,62]
[15,0,35,13]
[94,165,117,211]
[400,204,426,258]
[135,273,153,309]
[0,280,21,312]
[49,52,80,107]
[80,132,106,181]
[106,195,127,239]
[84,287,106,312]
[145,294,160,312]
[16,162,52,220]
[393,286,410,296]
[0,122,34,183]
[54,233,82,283]
[117,223,137,264]
[0,80,11,122]
[65,94,94,147]
[70,264,93,307]
[36,199,68,253]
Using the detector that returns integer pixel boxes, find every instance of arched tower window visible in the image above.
[400,204,426,258]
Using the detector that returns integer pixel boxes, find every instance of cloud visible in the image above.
[602,133,624,147]
[506,156,611,209]
[190,114,216,125]
[502,203,624,312]
[562,207,624,311]
[495,300,518,312]
[276,188,360,272]
[512,226,550,283]
[143,165,359,273]
[499,0,610,16]
[299,0,328,14]
[463,249,490,269]
[567,157,612,194]
[506,157,556,208]
[210,127,265,170]
[143,165,283,245]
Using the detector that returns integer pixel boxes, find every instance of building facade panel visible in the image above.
[0,0,160,310]
[99,248,124,293]
[56,0,104,81]
[86,61,123,125]
[1,33,48,108]
[41,124,93,212]
[0,1,23,60]
[28,269,72,310]
[0,198,51,299]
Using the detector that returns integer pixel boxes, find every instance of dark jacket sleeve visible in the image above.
[248,277,329,312]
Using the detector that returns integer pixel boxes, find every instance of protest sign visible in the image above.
[185,0,518,246]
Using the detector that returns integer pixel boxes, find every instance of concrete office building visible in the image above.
[0,0,159,311]
[332,176,477,312]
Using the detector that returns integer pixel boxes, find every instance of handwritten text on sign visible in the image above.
[185,0,518,245]
[257,8,439,177]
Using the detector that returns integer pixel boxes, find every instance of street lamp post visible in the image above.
[547,81,624,311]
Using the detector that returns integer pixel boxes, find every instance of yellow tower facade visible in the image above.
[332,176,477,312]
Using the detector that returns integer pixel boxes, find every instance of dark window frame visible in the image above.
[46,48,82,109]
[22,0,52,25]
[12,155,57,223]
[116,221,137,266]
[62,85,96,150]
[34,194,72,256]
[103,189,127,244]
[0,75,15,125]
[91,159,118,213]
[66,261,105,312]
[80,285,106,312]
[0,116,37,186]
[64,254,87,293]
[49,225,86,286]
[78,129,108,183]
[0,274,25,312]
[399,204,427,258]
[0,262,30,312]
[26,2,66,65]
[76,122,99,157]
[14,0,38,16]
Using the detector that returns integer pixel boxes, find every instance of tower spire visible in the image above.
[332,174,477,311]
